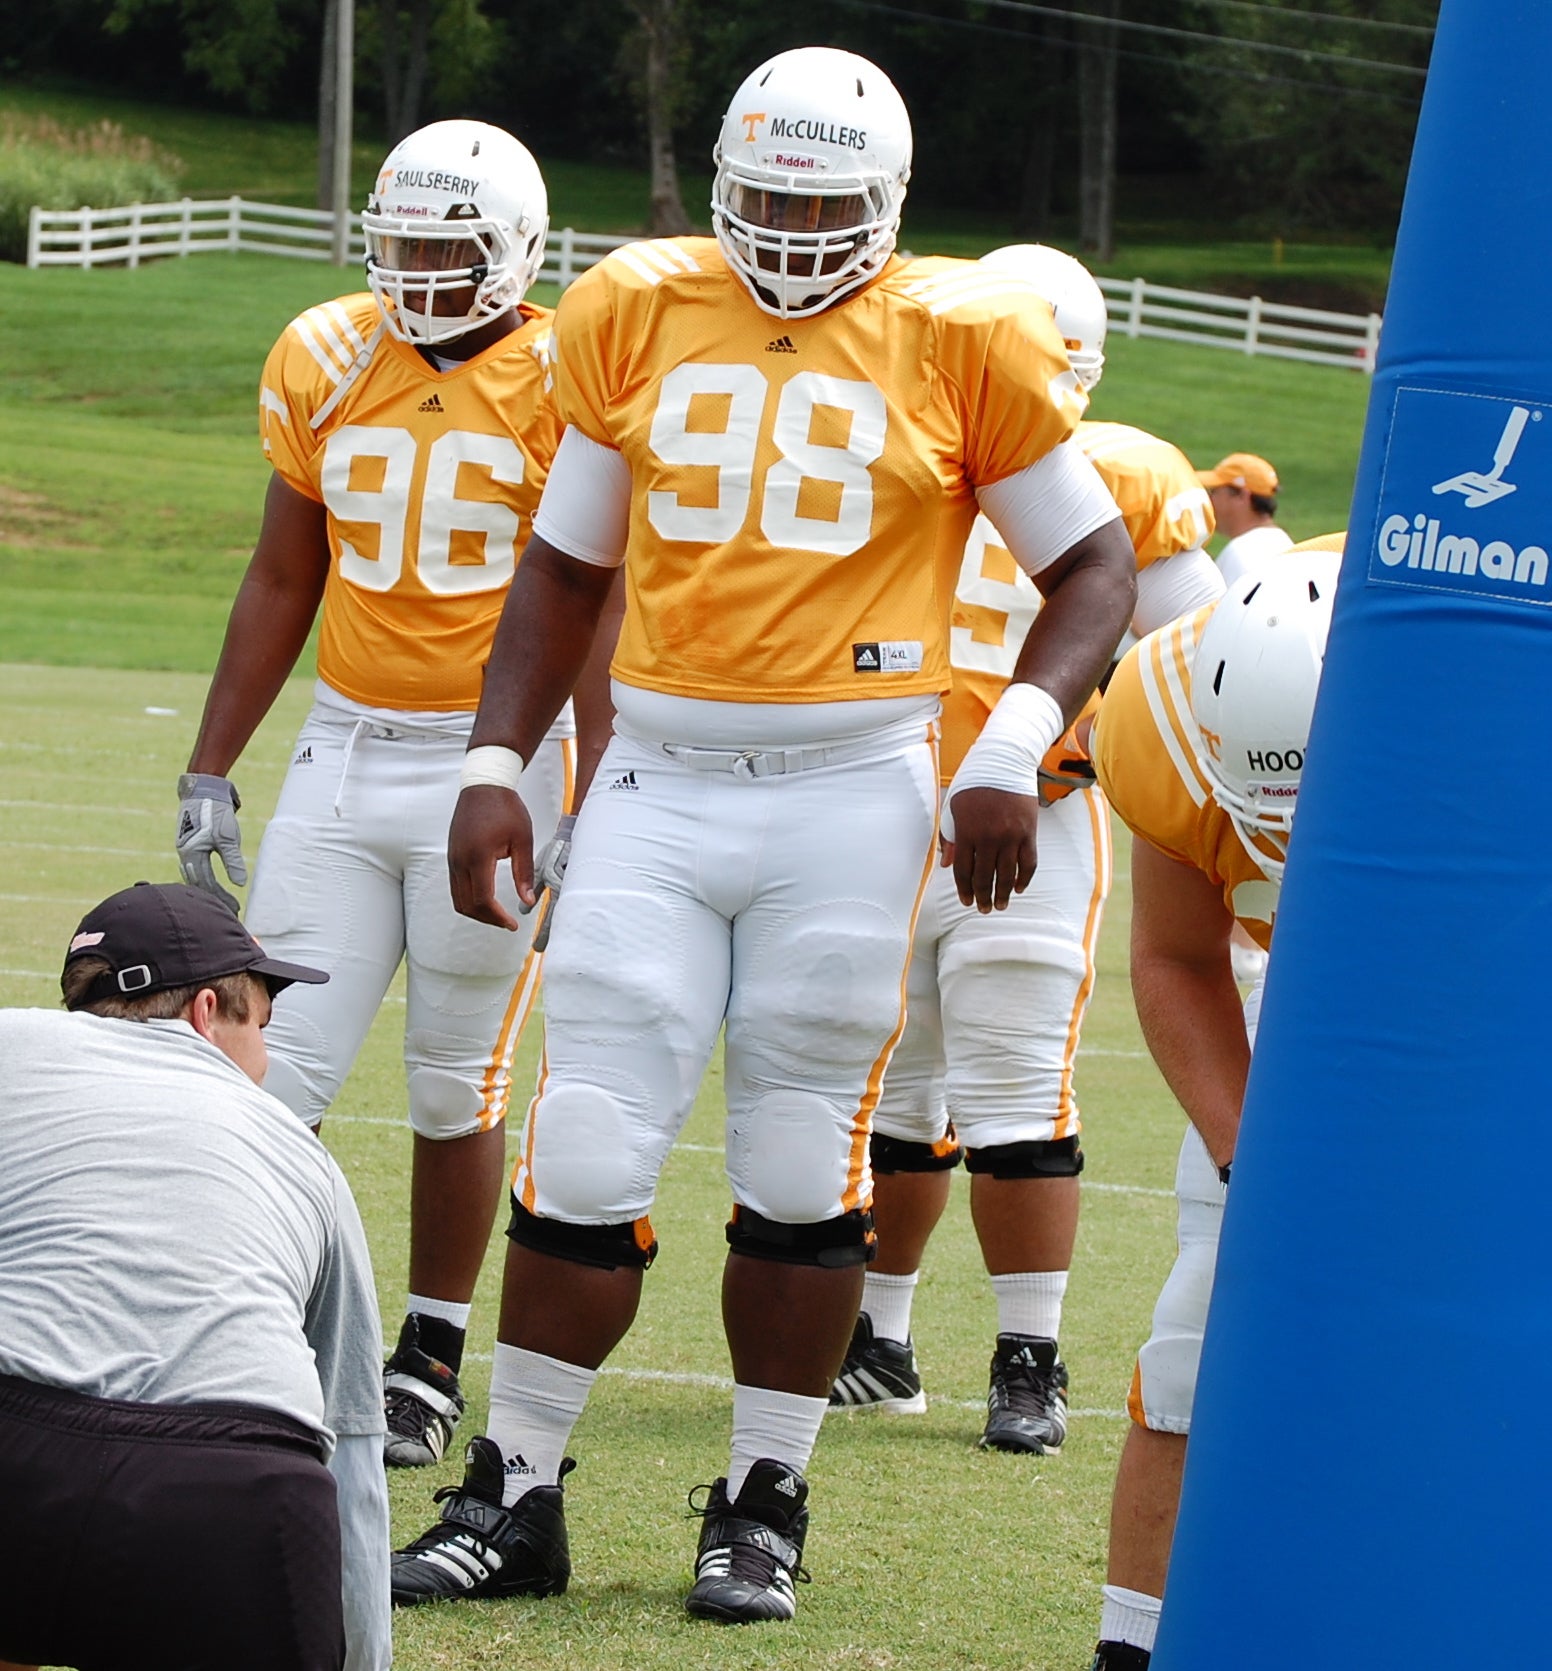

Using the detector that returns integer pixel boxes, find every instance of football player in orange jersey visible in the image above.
[833,246,1226,1450]
[178,119,618,1475]
[1085,541,1341,1671]
[390,48,1137,1624]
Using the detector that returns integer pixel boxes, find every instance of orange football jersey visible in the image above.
[549,239,1084,705]
[260,293,562,711]
[939,419,1214,784]
[1091,606,1281,950]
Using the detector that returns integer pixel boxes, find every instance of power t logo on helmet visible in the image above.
[364,119,549,346]
[712,47,912,319]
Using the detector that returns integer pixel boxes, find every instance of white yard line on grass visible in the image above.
[455,1351,1126,1417]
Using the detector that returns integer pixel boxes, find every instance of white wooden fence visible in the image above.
[27,195,1383,372]
[25,196,632,289]
[1098,274,1381,373]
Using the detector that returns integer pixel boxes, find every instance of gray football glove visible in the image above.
[176,772,247,913]
[519,814,576,953]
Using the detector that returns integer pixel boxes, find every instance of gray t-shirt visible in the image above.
[0,1008,382,1447]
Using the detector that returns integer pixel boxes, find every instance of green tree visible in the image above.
[1178,0,1437,234]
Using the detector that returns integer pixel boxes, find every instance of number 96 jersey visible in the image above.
[550,239,1084,705]
[260,293,562,711]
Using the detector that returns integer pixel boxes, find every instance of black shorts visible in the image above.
[0,1372,344,1671]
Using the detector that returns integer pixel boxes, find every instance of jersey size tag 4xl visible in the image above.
[852,641,924,673]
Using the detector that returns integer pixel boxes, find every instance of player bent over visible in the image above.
[390,46,1137,1625]
[832,245,1225,1449]
[1084,539,1342,1669]
[178,120,614,1471]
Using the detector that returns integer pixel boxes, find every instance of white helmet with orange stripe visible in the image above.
[981,243,1107,391]
[1189,541,1343,876]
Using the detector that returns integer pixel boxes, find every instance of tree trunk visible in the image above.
[1076,0,1119,261]
[1016,18,1064,236]
[378,0,401,145]
[630,0,691,235]
[398,0,431,140]
[318,0,338,210]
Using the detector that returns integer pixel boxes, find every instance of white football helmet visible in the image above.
[1189,549,1342,877]
[711,47,911,320]
[363,119,548,346]
[981,243,1107,391]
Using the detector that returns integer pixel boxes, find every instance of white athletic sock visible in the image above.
[406,1293,472,1331]
[1099,1584,1162,1652]
[991,1270,1069,1342]
[861,1270,920,1345]
[486,1343,596,1502]
[727,1384,829,1500]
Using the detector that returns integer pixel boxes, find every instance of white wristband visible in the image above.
[950,682,1065,801]
[460,745,525,793]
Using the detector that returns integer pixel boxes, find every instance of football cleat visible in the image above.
[684,1459,811,1624]
[383,1317,466,1468]
[827,1313,927,1415]
[979,1333,1070,1454]
[1090,1641,1151,1670]
[390,1437,572,1607]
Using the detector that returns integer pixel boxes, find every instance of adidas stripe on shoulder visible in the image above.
[289,298,375,385]
[603,238,705,288]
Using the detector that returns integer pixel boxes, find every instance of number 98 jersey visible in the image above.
[260,293,562,711]
[550,239,1084,706]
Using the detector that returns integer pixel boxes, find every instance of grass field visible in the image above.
[0,243,1372,1668]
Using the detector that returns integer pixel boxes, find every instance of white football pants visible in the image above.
[246,693,574,1138]
[512,726,940,1228]
[873,783,1112,1150]
[1129,973,1265,1432]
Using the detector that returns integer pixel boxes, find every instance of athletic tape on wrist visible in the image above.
[460,745,526,793]
[950,682,1065,800]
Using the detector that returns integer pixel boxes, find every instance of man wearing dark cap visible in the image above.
[0,883,389,1671]
[1197,451,1294,587]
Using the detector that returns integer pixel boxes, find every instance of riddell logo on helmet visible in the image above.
[772,153,819,170]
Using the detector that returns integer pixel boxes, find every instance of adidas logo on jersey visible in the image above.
[608,770,640,792]
[853,645,881,670]
[418,393,445,413]
[293,745,314,765]
[765,335,798,354]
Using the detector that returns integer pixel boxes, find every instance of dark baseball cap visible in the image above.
[62,882,329,1009]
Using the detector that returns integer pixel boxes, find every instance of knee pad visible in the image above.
[725,1204,876,1269]
[1130,1333,1201,1435]
[529,1083,640,1220]
[406,1063,487,1141]
[963,1136,1084,1179]
[506,1198,658,1271]
[730,1089,853,1223]
[870,1126,963,1174]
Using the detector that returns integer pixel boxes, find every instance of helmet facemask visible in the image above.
[712,156,903,319]
[363,216,543,346]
